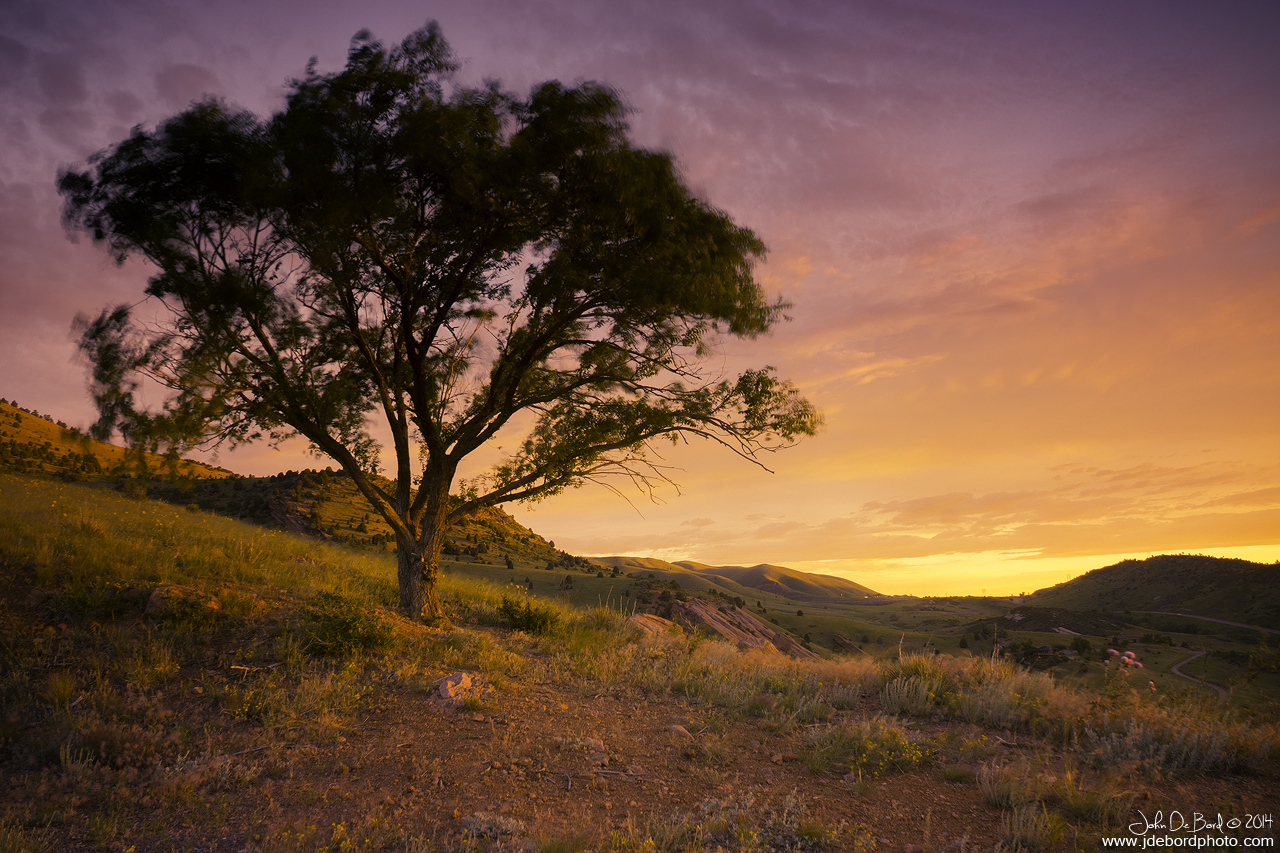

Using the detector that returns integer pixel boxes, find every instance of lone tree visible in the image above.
[59,24,820,620]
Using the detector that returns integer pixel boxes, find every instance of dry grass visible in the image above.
[2,472,1278,851]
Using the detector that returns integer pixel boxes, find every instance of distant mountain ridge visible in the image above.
[1028,554,1280,631]
[593,555,882,601]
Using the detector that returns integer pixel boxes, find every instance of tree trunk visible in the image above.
[396,542,445,620]
[396,544,426,615]
[396,482,450,622]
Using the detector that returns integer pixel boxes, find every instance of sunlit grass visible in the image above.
[0,472,397,604]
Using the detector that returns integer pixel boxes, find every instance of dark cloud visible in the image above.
[36,107,94,145]
[0,36,30,88]
[34,52,87,104]
[155,63,222,108]
[105,89,144,122]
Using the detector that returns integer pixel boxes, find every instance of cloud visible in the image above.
[0,36,30,88]
[34,52,87,104]
[37,107,94,145]
[155,64,222,108]
[0,0,1276,596]
[753,521,807,539]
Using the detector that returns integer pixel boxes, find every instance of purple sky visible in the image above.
[2,0,1278,594]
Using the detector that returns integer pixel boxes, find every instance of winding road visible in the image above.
[1167,649,1228,702]
[1131,611,1280,635]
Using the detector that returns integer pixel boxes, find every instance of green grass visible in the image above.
[0,472,397,604]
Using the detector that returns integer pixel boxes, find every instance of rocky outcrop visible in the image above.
[668,598,818,660]
[626,613,680,636]
[832,632,861,653]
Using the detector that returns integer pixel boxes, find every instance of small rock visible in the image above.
[770,753,783,764]
[145,584,220,618]
[904,844,923,853]
[580,736,605,751]
[588,752,609,767]
[433,672,489,709]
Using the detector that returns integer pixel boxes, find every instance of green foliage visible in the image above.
[803,716,932,776]
[498,595,561,635]
[300,592,394,656]
[59,22,819,620]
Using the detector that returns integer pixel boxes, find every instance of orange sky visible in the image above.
[1,0,1277,595]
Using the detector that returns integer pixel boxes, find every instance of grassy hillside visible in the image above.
[1,472,1276,851]
[593,556,881,599]
[1028,554,1280,631]
[0,398,232,482]
[687,562,880,600]
[144,468,573,575]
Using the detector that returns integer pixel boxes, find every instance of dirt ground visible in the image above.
[32,666,1264,853]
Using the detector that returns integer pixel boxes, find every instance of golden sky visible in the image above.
[1,0,1277,594]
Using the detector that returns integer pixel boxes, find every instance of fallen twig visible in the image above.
[592,769,651,782]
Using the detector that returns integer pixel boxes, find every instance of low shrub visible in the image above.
[498,595,561,635]
[880,675,940,716]
[803,716,931,776]
[978,759,1039,808]
[1000,803,1065,851]
[1079,700,1278,774]
[299,591,393,656]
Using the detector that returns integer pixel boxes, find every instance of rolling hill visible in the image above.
[1028,553,1280,631]
[0,398,232,481]
[592,555,882,600]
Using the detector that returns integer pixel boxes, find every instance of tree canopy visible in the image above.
[59,23,821,619]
